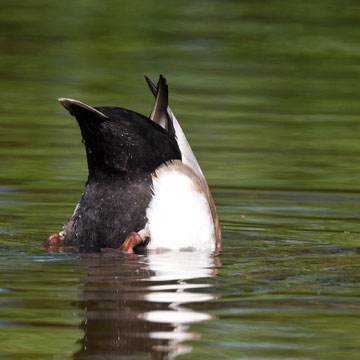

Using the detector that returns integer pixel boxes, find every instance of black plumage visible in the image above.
[60,90,181,252]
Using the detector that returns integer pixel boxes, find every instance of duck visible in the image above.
[45,75,221,254]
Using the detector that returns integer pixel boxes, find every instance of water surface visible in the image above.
[1,0,360,359]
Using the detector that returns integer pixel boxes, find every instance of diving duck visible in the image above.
[45,75,221,253]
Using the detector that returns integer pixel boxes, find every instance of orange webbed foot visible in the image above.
[44,232,61,248]
[101,230,148,256]
[44,231,66,253]
[119,232,143,254]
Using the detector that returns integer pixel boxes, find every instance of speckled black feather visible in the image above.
[62,104,181,252]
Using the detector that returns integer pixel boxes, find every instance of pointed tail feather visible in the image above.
[144,74,206,183]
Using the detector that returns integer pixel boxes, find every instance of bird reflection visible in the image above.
[73,250,219,359]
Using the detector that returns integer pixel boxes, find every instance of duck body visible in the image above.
[63,173,152,252]
[47,75,220,253]
[146,160,217,251]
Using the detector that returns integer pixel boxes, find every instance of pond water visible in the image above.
[1,0,360,359]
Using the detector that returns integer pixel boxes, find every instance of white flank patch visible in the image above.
[146,166,215,251]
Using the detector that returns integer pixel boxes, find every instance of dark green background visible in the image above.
[1,1,360,359]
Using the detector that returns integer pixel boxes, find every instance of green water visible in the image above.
[1,0,360,359]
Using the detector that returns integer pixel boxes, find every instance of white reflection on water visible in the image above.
[140,250,218,358]
[143,250,218,281]
[75,249,219,359]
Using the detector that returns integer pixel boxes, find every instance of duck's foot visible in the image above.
[45,232,60,248]
[121,232,144,253]
[101,232,144,255]
[44,231,65,252]
[101,224,150,255]
[45,231,65,247]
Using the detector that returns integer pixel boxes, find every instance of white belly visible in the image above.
[146,163,216,251]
